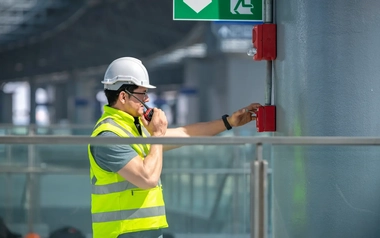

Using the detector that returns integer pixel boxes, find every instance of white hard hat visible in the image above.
[101,57,156,90]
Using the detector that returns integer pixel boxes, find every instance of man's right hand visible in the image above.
[141,108,168,136]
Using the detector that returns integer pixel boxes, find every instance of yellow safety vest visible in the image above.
[88,105,168,238]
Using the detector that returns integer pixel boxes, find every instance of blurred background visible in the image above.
[0,0,266,127]
[0,0,267,237]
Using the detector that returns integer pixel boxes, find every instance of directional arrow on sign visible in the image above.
[218,26,231,38]
[211,22,259,39]
[183,0,212,13]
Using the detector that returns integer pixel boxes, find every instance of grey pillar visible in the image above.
[52,82,69,124]
[67,76,76,124]
[29,80,37,125]
[178,59,201,125]
[196,56,265,122]
[0,90,12,124]
[73,78,97,124]
[273,0,380,238]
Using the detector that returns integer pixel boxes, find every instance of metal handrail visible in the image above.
[0,166,268,175]
[1,135,380,145]
[0,124,93,129]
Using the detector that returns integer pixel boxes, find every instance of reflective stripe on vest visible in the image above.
[92,206,166,222]
[92,180,138,194]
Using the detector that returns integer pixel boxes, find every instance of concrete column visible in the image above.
[66,77,76,124]
[225,57,266,117]
[0,90,12,124]
[29,80,37,125]
[52,82,69,124]
[73,77,97,124]
[178,59,202,125]
[273,0,380,237]
[192,56,266,123]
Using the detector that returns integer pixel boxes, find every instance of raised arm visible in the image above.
[164,103,262,151]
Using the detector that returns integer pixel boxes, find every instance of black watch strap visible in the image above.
[222,114,232,130]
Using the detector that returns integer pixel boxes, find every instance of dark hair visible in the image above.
[104,84,139,106]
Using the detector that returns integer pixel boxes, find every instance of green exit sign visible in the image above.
[173,0,263,22]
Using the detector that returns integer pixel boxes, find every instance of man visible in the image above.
[88,57,261,238]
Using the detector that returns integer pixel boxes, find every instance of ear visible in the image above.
[119,91,126,104]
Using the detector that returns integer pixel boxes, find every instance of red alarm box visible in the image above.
[252,24,277,61]
[256,105,276,132]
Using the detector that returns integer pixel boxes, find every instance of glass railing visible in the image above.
[2,127,378,238]
[0,143,255,238]
[0,124,265,238]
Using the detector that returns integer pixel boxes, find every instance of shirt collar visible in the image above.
[103,105,136,124]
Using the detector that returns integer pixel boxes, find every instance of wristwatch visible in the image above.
[222,114,232,130]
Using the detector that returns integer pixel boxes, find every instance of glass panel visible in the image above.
[0,144,30,165]
[0,143,89,237]
[0,174,29,236]
[0,174,27,210]
[39,175,91,236]
[270,145,380,238]
[162,144,253,236]
[0,140,255,238]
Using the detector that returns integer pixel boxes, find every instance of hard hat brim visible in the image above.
[101,76,156,90]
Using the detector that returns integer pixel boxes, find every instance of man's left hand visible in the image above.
[228,103,262,128]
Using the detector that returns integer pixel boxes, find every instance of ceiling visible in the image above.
[0,0,200,82]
